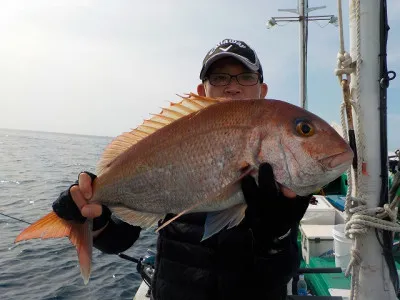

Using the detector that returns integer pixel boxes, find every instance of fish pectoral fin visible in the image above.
[238,161,258,177]
[238,161,251,171]
[155,204,200,233]
[14,211,93,285]
[156,168,255,235]
[110,206,163,229]
[202,203,247,241]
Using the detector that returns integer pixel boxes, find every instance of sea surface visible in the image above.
[0,128,157,300]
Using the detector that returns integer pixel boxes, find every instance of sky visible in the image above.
[1,0,399,151]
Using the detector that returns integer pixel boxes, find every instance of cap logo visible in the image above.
[207,39,247,56]
[219,45,233,52]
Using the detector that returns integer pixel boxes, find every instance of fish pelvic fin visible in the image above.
[96,93,220,175]
[15,211,93,285]
[156,165,256,235]
[202,203,247,241]
[110,206,163,229]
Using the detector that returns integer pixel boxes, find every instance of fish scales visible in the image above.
[92,101,269,214]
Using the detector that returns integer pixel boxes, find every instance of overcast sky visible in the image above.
[1,0,400,150]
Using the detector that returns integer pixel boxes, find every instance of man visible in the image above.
[53,39,312,300]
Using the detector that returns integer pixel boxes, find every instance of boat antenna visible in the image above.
[266,0,338,110]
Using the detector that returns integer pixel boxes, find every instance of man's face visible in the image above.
[197,57,268,100]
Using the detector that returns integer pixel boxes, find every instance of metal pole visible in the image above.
[299,0,304,109]
[301,0,308,110]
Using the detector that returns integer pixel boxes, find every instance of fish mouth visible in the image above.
[319,151,354,169]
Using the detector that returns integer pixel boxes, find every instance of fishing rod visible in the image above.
[0,212,32,225]
[118,252,140,263]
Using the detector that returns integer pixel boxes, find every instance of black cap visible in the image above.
[199,39,263,82]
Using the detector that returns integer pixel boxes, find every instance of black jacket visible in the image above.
[94,212,301,300]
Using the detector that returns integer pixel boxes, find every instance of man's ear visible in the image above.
[260,83,268,98]
[197,83,206,96]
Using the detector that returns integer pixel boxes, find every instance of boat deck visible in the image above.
[300,257,350,296]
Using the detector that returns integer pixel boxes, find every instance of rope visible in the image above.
[335,2,361,297]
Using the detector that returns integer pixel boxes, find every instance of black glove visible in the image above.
[241,163,312,251]
[52,171,111,231]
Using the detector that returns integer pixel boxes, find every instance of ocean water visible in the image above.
[0,128,157,300]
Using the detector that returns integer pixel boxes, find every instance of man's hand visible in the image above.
[241,163,312,249]
[71,172,102,219]
[52,172,111,234]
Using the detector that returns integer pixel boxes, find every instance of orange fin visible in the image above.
[15,211,72,242]
[238,161,250,171]
[15,211,93,285]
[70,222,93,285]
[96,93,220,176]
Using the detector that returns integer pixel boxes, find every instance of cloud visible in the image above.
[0,0,399,140]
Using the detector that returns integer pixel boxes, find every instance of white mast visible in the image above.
[348,0,397,298]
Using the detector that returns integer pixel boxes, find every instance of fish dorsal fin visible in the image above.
[96,93,220,175]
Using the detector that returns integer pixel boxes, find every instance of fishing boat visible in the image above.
[131,0,400,299]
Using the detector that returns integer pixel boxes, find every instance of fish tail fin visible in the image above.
[14,211,93,285]
[70,221,93,285]
[14,211,72,242]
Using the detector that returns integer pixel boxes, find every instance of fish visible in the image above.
[15,93,353,284]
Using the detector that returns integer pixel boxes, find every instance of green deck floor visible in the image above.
[298,238,400,297]
[301,257,350,296]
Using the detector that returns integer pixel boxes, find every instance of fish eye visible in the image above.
[295,120,314,137]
